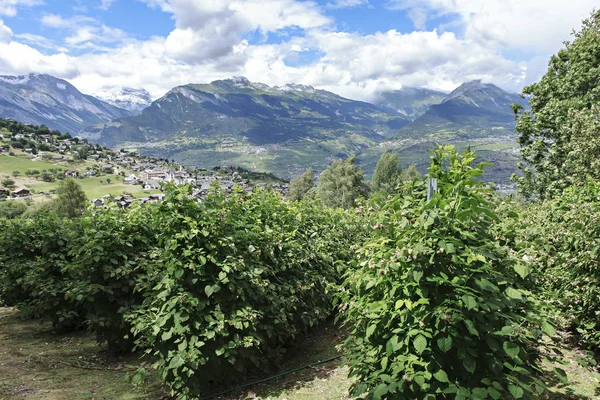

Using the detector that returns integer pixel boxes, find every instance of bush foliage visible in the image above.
[498,181,600,348]
[0,184,364,399]
[338,146,551,399]
[128,185,361,397]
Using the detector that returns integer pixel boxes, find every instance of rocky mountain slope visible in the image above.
[0,73,132,134]
[398,80,526,139]
[373,87,446,120]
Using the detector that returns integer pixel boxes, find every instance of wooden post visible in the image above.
[427,178,438,201]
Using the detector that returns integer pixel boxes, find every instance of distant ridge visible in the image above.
[398,80,526,139]
[0,73,132,134]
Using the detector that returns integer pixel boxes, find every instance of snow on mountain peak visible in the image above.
[95,87,152,113]
[0,74,31,85]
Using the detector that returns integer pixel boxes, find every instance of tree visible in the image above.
[371,152,402,192]
[402,163,421,181]
[1,178,15,189]
[287,168,314,201]
[12,171,20,178]
[316,156,367,209]
[0,201,27,219]
[512,10,600,197]
[54,178,87,219]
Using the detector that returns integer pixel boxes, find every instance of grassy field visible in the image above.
[1,307,597,400]
[0,153,159,200]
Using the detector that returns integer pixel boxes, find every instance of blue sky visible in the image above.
[0,0,596,100]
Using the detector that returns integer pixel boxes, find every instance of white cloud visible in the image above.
[0,0,43,17]
[326,0,368,9]
[41,14,129,48]
[388,0,598,53]
[239,28,526,100]
[0,19,13,43]
[0,41,78,77]
[14,32,67,51]
[407,7,428,30]
[100,0,116,10]
[160,0,330,65]
[1,0,593,104]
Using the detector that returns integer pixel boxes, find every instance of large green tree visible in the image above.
[513,10,600,197]
[54,178,88,219]
[316,156,367,209]
[287,168,314,201]
[371,152,402,193]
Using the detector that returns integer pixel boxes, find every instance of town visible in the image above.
[0,118,289,207]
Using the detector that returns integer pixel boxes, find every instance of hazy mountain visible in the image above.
[0,73,131,135]
[95,87,152,114]
[79,77,410,177]
[373,87,446,120]
[398,80,526,139]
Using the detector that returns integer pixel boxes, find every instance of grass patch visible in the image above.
[0,307,167,400]
[1,307,597,400]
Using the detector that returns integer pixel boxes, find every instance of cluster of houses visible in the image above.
[91,193,166,209]
[2,128,290,206]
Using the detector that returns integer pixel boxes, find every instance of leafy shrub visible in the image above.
[65,203,159,351]
[0,200,27,219]
[129,185,361,398]
[338,146,551,399]
[0,212,84,329]
[500,180,600,348]
[0,204,158,348]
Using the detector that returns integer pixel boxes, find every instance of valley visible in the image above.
[1,73,524,185]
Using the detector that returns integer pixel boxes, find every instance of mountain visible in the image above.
[373,87,446,120]
[0,73,132,135]
[353,80,526,184]
[79,77,409,178]
[95,87,152,114]
[397,80,526,139]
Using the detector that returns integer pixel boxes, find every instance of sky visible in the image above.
[0,0,597,101]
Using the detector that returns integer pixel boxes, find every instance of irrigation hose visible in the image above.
[199,354,343,400]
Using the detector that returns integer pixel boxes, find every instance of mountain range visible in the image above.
[0,73,525,183]
[0,73,132,134]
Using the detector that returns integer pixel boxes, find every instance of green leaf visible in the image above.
[513,263,530,279]
[413,335,427,354]
[366,324,376,338]
[386,335,399,356]
[433,369,449,382]
[505,287,523,300]
[205,285,215,297]
[437,336,452,352]
[412,269,423,283]
[464,319,479,336]
[553,367,568,384]
[487,387,502,400]
[508,384,524,399]
[542,322,556,337]
[373,383,388,399]
[503,342,520,358]
[463,357,476,374]
[462,295,478,310]
[167,354,184,370]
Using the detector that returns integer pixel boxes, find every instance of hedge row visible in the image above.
[0,185,364,398]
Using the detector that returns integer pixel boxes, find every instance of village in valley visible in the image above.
[0,118,289,207]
